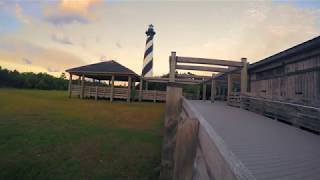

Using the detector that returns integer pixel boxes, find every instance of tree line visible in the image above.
[0,66,68,90]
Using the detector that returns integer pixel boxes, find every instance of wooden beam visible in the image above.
[240,58,248,94]
[176,74,211,79]
[127,76,132,102]
[169,52,176,82]
[68,73,72,98]
[144,77,203,84]
[176,56,243,67]
[110,75,115,102]
[80,74,85,99]
[176,65,229,73]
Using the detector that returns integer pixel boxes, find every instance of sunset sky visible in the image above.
[0,0,320,77]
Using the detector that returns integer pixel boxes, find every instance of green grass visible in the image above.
[0,88,165,180]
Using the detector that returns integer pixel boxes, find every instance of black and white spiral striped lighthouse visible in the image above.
[142,24,156,77]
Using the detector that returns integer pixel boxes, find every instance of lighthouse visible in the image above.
[142,24,156,77]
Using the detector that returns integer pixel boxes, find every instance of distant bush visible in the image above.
[0,66,68,90]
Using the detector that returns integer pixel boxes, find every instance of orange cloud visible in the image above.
[60,0,101,15]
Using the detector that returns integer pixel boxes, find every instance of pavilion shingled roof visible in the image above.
[66,60,139,81]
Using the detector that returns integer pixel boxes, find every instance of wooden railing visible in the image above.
[241,94,320,134]
[71,85,81,96]
[227,92,241,107]
[71,85,166,102]
[161,85,252,180]
[140,90,166,102]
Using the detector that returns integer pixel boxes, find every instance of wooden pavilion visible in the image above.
[66,60,139,102]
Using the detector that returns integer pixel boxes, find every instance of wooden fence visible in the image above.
[241,94,320,134]
[71,85,166,102]
[161,84,251,180]
[141,90,166,102]
[227,92,241,107]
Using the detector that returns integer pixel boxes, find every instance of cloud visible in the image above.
[15,3,31,24]
[43,0,101,25]
[22,57,32,64]
[100,55,107,62]
[0,37,85,73]
[116,42,122,48]
[51,33,73,45]
[47,67,59,72]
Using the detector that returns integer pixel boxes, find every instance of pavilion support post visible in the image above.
[127,76,132,102]
[145,81,149,90]
[202,83,206,101]
[160,83,182,180]
[240,58,248,94]
[153,90,157,103]
[139,77,143,102]
[196,85,200,100]
[169,52,176,82]
[68,73,73,98]
[78,76,81,85]
[80,75,85,99]
[110,75,115,102]
[227,73,232,102]
[95,86,98,101]
[211,75,216,103]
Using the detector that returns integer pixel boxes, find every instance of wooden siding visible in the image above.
[249,54,320,107]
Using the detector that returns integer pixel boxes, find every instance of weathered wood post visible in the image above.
[202,82,206,101]
[153,90,157,103]
[127,76,132,102]
[211,75,216,103]
[240,58,248,94]
[95,86,98,101]
[160,82,182,180]
[68,73,73,98]
[196,85,200,100]
[169,52,176,82]
[227,73,232,102]
[80,74,85,99]
[110,75,115,102]
[139,77,143,102]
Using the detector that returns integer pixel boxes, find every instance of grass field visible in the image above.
[0,89,164,180]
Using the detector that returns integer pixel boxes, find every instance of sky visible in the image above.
[0,0,320,77]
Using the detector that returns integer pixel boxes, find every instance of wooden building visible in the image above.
[248,36,320,107]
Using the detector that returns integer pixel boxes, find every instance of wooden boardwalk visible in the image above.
[190,100,320,180]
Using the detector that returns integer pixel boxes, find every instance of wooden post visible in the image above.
[154,90,157,103]
[169,52,176,82]
[68,73,72,98]
[160,82,182,180]
[202,83,206,101]
[95,86,98,101]
[173,118,199,180]
[127,76,132,102]
[240,58,248,94]
[110,75,115,102]
[145,81,149,90]
[227,73,232,102]
[80,74,85,99]
[196,85,200,100]
[211,75,216,103]
[139,77,143,102]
